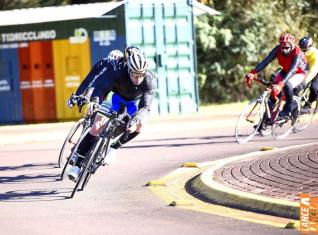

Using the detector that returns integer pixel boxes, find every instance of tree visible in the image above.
[0,0,116,10]
[195,0,315,103]
[69,0,115,3]
[0,0,68,10]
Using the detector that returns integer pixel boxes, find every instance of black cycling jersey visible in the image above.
[75,58,157,122]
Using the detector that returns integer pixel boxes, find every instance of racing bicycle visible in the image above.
[68,105,130,198]
[235,78,300,143]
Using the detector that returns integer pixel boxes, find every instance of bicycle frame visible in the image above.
[246,89,283,127]
[88,109,128,170]
[235,77,294,143]
[255,78,287,125]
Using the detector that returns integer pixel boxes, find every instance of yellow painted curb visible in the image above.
[260,147,276,151]
[182,162,199,168]
[147,163,299,229]
[169,200,193,206]
[146,180,166,186]
[285,221,298,229]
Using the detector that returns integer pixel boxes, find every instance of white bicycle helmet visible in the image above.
[127,52,148,73]
[107,50,124,60]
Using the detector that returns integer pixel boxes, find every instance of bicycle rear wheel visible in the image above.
[293,99,317,132]
[258,113,272,136]
[60,128,91,181]
[58,118,85,168]
[259,124,272,136]
[235,99,265,143]
[272,97,300,139]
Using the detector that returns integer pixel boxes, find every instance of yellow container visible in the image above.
[53,38,91,120]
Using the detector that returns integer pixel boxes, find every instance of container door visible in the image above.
[125,0,198,114]
[53,39,91,120]
[0,47,22,124]
[19,44,34,122]
[41,41,57,121]
[29,41,47,122]
[125,2,165,115]
[164,2,198,113]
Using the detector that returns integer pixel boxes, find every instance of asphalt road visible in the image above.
[0,113,316,235]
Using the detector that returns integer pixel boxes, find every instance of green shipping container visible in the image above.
[125,0,198,114]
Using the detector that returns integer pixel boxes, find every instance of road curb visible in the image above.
[147,159,299,228]
[187,144,316,220]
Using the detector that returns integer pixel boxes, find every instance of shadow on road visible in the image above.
[0,188,70,202]
[125,135,237,149]
[0,173,60,184]
[0,162,72,202]
[134,135,236,143]
[128,134,318,149]
[0,162,58,171]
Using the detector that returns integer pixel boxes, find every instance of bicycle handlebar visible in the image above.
[252,76,279,99]
[67,88,97,113]
[96,106,129,126]
[253,77,274,87]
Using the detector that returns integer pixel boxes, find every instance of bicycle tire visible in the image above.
[272,96,300,139]
[58,118,85,168]
[80,171,92,192]
[235,99,265,143]
[60,127,91,181]
[293,99,317,133]
[70,137,103,198]
[80,137,111,191]
[258,113,272,136]
[259,125,272,136]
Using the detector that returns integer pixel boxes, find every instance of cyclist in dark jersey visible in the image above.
[67,49,157,181]
[245,33,308,118]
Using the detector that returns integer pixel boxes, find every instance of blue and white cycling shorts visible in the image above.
[99,93,139,117]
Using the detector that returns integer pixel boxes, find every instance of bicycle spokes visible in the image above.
[272,96,300,139]
[235,100,264,143]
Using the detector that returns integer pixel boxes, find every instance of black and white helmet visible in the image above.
[107,50,124,61]
[127,52,148,73]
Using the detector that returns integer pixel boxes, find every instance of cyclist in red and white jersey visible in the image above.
[245,33,308,118]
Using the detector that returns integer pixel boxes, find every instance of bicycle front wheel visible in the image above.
[70,137,103,198]
[58,118,85,168]
[272,96,300,139]
[293,100,317,133]
[80,137,111,192]
[235,99,265,143]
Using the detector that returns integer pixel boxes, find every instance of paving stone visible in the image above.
[213,143,318,201]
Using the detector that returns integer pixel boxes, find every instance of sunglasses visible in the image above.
[129,69,145,78]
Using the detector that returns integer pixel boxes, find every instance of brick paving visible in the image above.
[213,143,318,202]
